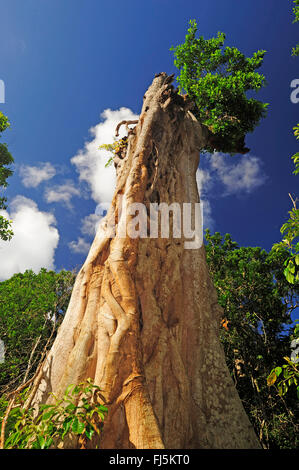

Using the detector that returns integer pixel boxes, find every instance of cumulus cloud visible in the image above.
[210,152,266,195]
[0,196,59,280]
[44,180,81,209]
[68,108,138,256]
[19,162,56,188]
[68,203,110,256]
[71,108,139,204]
[196,169,215,231]
[68,237,90,254]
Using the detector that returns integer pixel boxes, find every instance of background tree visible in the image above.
[0,112,14,241]
[205,231,298,448]
[0,268,76,397]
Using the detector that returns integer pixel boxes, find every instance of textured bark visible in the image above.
[27,73,260,449]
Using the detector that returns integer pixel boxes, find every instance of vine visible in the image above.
[1,378,107,449]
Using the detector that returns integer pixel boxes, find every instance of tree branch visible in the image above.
[115,120,138,137]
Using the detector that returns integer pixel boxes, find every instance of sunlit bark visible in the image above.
[27,73,260,449]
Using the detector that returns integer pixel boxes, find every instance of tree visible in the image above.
[0,112,14,241]
[205,231,299,448]
[13,23,269,449]
[0,269,76,396]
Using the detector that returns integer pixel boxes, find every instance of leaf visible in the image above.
[71,386,80,395]
[288,261,295,273]
[42,410,55,421]
[72,417,85,435]
[44,437,53,448]
[65,402,76,413]
[267,370,277,386]
[64,384,75,397]
[97,404,108,413]
[275,367,282,377]
[62,417,73,438]
[39,404,54,411]
[37,435,46,449]
[85,426,95,440]
[284,267,295,284]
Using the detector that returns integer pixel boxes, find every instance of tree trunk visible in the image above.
[27,73,260,449]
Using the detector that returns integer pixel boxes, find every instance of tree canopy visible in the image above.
[205,230,299,448]
[0,269,75,395]
[171,19,268,154]
[0,112,14,241]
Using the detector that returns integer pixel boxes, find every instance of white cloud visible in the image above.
[44,180,81,209]
[19,162,56,188]
[68,237,90,254]
[196,153,266,231]
[81,213,102,236]
[71,108,139,205]
[210,152,266,195]
[196,169,215,231]
[0,196,59,280]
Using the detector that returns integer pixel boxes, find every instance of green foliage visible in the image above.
[0,269,76,394]
[292,0,299,56]
[267,323,299,399]
[0,112,14,241]
[170,20,268,154]
[99,136,128,167]
[2,379,108,449]
[205,230,299,448]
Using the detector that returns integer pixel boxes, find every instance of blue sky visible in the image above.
[0,0,298,279]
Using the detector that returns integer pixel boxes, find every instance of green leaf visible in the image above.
[97,404,108,413]
[288,261,295,273]
[65,402,76,413]
[42,410,55,421]
[72,417,85,435]
[62,417,73,438]
[64,384,75,397]
[85,426,95,440]
[37,435,46,449]
[284,267,295,284]
[275,367,282,377]
[267,370,277,386]
[44,437,53,448]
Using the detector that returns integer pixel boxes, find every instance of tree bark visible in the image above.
[27,73,260,449]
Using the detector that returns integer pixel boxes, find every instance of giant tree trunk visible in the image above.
[27,73,260,449]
